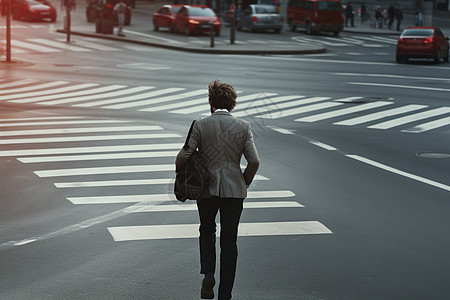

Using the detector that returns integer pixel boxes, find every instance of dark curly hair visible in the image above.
[208,80,237,111]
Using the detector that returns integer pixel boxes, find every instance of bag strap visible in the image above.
[183,119,196,150]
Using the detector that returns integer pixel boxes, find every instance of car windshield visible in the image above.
[255,6,278,14]
[172,7,181,14]
[188,7,216,16]
[316,1,341,11]
[402,29,434,37]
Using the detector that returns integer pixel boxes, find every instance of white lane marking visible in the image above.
[126,201,304,213]
[295,101,394,123]
[368,107,450,129]
[0,81,68,95]
[354,35,398,44]
[0,116,84,122]
[122,29,187,45]
[111,90,206,110]
[108,221,332,241]
[38,86,153,105]
[0,125,162,137]
[75,88,184,108]
[10,85,127,104]
[334,73,450,82]
[9,40,60,52]
[0,83,100,101]
[0,134,173,145]
[309,141,338,151]
[232,95,309,118]
[54,175,269,188]
[170,93,278,114]
[35,164,175,177]
[67,190,295,204]
[28,38,92,52]
[334,105,428,126]
[14,239,38,246]
[143,96,207,112]
[348,82,450,92]
[347,154,450,192]
[402,116,450,133]
[0,119,131,127]
[18,150,180,163]
[258,100,340,119]
[0,79,37,90]
[0,143,183,157]
[57,38,120,51]
[333,96,365,103]
[267,126,295,135]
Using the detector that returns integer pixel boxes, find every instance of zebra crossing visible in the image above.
[0,116,332,242]
[2,79,450,134]
[0,34,398,54]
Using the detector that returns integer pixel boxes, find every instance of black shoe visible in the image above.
[201,275,215,299]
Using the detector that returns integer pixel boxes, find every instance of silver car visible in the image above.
[237,4,283,33]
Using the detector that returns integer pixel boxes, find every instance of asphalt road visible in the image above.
[1,4,450,300]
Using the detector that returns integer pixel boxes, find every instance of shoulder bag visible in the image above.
[174,120,209,202]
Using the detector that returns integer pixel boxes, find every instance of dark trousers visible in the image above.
[197,197,244,300]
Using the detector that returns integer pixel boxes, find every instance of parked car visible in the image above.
[12,0,57,22]
[287,0,343,36]
[153,4,183,32]
[237,4,283,33]
[86,0,131,25]
[174,5,221,36]
[396,26,449,63]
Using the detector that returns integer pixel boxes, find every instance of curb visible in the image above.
[56,29,327,55]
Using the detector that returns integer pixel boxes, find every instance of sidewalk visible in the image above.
[54,3,450,55]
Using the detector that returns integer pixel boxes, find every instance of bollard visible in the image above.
[210,24,215,48]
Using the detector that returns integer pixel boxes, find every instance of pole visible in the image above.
[66,6,71,42]
[210,24,215,48]
[230,0,236,44]
[6,0,11,62]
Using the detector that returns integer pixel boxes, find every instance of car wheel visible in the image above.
[288,18,296,32]
[396,55,402,63]
[333,31,340,36]
[444,50,449,63]
[169,23,174,33]
[153,21,159,31]
[434,48,441,64]
[306,22,312,35]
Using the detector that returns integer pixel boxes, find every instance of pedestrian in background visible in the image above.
[396,4,403,31]
[114,0,127,37]
[375,6,383,29]
[176,80,260,300]
[415,10,423,26]
[360,2,367,24]
[345,2,355,27]
[388,3,395,29]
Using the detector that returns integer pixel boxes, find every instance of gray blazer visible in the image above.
[176,111,260,199]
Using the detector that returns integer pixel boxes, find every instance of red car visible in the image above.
[174,5,221,36]
[12,0,57,22]
[396,26,449,63]
[153,4,183,32]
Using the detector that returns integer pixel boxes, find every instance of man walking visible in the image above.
[113,0,127,37]
[176,80,260,299]
[396,4,403,31]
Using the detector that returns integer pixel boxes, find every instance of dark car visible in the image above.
[153,4,183,32]
[12,0,57,22]
[237,4,283,33]
[396,26,449,63]
[86,0,131,25]
[174,5,221,36]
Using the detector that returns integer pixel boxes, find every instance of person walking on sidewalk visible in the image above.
[176,80,260,300]
[345,2,355,27]
[114,0,127,37]
[388,3,395,29]
[396,4,403,31]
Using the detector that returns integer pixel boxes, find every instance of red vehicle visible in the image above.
[12,0,57,22]
[153,4,183,32]
[287,0,343,36]
[396,26,449,64]
[174,5,221,36]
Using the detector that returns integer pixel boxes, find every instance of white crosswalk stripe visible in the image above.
[0,116,332,241]
[2,79,450,133]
